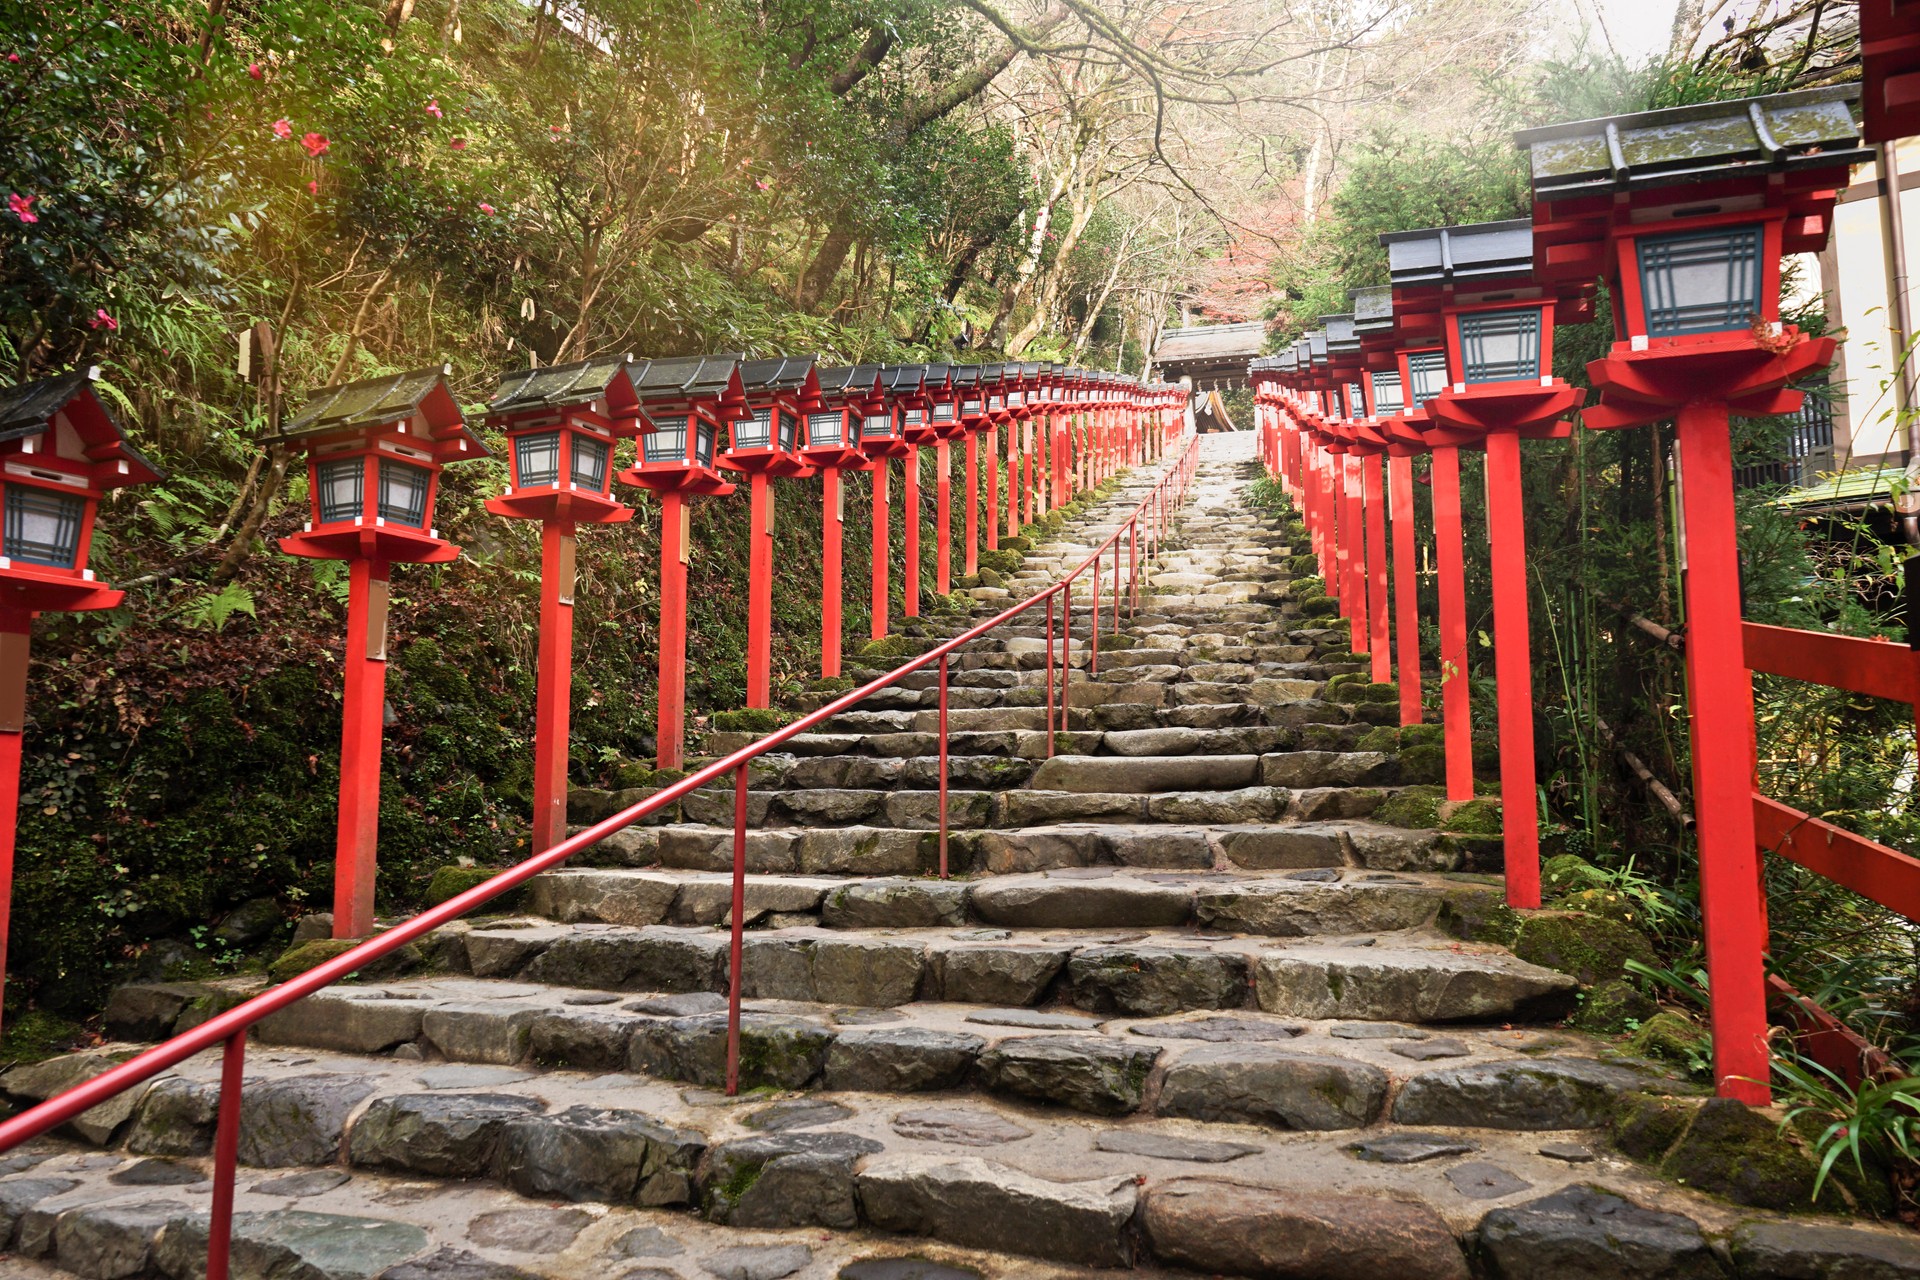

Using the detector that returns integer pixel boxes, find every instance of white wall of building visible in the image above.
[1819,137,1920,472]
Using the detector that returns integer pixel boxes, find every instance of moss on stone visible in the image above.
[1441,798,1503,835]
[1397,743,1446,784]
[808,676,857,694]
[977,549,1022,575]
[1103,634,1138,651]
[1627,1010,1710,1068]
[855,635,919,660]
[424,864,526,912]
[609,760,656,790]
[1371,785,1444,830]
[1288,554,1319,576]
[1400,723,1443,747]
[1575,977,1657,1033]
[977,566,1004,587]
[267,937,424,983]
[1512,910,1656,985]
[1293,576,1325,598]
[1355,726,1401,754]
[1326,673,1397,705]
[1001,535,1033,553]
[1665,1097,1830,1211]
[1613,1090,1696,1161]
[1540,853,1608,896]
[1436,885,1521,944]
[711,707,798,733]
[1300,596,1340,618]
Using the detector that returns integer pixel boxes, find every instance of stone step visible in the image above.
[571,779,1419,837]
[405,920,1577,1021]
[566,818,1457,877]
[523,865,1476,936]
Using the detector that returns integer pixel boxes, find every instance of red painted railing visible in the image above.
[0,433,1199,1280]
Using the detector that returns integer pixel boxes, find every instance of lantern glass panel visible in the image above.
[570,435,609,489]
[1371,371,1405,415]
[1458,309,1541,384]
[933,402,956,422]
[1407,351,1448,404]
[514,430,562,488]
[776,409,797,451]
[862,412,894,439]
[904,409,926,428]
[3,483,84,567]
[316,458,364,524]
[694,419,717,468]
[1346,384,1364,417]
[808,411,845,448]
[643,417,686,464]
[1636,224,1764,337]
[736,408,774,451]
[377,459,431,528]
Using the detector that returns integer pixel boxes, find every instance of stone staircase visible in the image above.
[6,433,1917,1280]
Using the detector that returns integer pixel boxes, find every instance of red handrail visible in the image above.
[0,430,1199,1280]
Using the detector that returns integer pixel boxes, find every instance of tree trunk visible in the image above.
[797,221,857,312]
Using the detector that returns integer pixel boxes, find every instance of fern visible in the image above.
[177,583,256,633]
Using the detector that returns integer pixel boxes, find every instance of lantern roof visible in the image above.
[816,364,878,396]
[740,354,817,395]
[0,366,164,486]
[1382,219,1536,290]
[629,353,746,404]
[976,363,1006,386]
[1020,362,1044,379]
[951,366,981,390]
[1513,86,1867,200]
[879,364,926,396]
[281,364,486,455]
[1307,330,1329,362]
[1323,315,1360,358]
[487,354,639,425]
[921,362,953,391]
[1351,286,1393,337]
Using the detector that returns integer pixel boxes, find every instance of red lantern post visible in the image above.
[727,357,823,707]
[883,366,932,621]
[806,367,881,678]
[276,366,485,937]
[615,355,747,770]
[0,368,161,1023]
[1519,87,1866,1102]
[1383,219,1595,909]
[485,357,646,851]
[855,367,909,639]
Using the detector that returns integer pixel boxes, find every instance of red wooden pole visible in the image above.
[724,763,748,1094]
[746,473,774,707]
[870,460,890,640]
[656,493,689,770]
[1432,446,1473,803]
[1389,454,1423,726]
[903,446,921,619]
[1675,399,1772,1105]
[1319,448,1338,591]
[1365,453,1390,683]
[1006,423,1020,539]
[1022,421,1035,522]
[333,557,390,939]
[1484,429,1540,909]
[821,467,843,679]
[964,435,979,577]
[205,1029,246,1280]
[935,442,952,596]
[0,607,26,1039]
[1345,455,1368,650]
[531,521,577,852]
[985,427,999,552]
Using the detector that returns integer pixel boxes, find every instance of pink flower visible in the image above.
[308,179,319,195]
[248,62,262,79]
[6,53,19,63]
[300,132,328,157]
[478,202,495,214]
[754,179,770,191]
[89,309,117,331]
[450,136,467,150]
[271,118,292,140]
[7,193,36,224]
[425,98,442,118]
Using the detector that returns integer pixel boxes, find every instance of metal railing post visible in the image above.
[1091,558,1101,674]
[1045,593,1056,757]
[937,654,950,879]
[206,1030,247,1280]
[725,763,749,1094]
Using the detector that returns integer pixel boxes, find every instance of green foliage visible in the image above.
[1774,1055,1920,1203]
